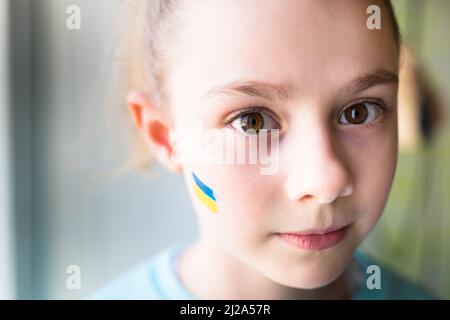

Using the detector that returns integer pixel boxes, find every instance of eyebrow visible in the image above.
[346,70,399,95]
[202,80,290,101]
[201,69,398,101]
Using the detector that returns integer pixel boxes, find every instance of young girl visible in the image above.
[92,0,435,299]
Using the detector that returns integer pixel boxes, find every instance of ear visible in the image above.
[127,90,182,174]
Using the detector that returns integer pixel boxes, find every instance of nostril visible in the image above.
[300,194,314,202]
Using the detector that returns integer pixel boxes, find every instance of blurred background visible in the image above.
[0,0,449,299]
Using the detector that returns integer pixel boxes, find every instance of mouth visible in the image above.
[276,224,351,251]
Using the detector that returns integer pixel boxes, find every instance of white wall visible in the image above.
[0,0,15,299]
[12,0,197,299]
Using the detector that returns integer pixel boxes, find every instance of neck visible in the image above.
[177,237,357,300]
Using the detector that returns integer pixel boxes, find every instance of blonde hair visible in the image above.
[118,0,184,172]
[126,0,185,104]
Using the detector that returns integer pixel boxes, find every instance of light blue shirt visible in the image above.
[89,241,436,300]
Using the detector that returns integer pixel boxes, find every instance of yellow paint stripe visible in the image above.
[193,183,218,213]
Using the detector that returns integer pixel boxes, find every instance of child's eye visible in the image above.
[338,100,385,126]
[228,109,280,134]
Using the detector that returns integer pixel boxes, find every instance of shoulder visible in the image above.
[88,241,192,300]
[352,250,438,300]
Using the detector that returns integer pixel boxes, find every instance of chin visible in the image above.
[265,253,351,290]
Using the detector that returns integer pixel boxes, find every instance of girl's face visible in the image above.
[166,0,399,289]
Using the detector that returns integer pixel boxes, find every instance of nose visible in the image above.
[284,122,354,205]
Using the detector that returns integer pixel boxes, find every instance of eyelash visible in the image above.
[223,106,281,128]
[338,98,391,128]
[223,98,391,131]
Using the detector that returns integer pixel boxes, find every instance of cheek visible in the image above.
[216,165,276,229]
[347,123,398,234]
[187,133,279,227]
[213,136,281,229]
[188,160,279,248]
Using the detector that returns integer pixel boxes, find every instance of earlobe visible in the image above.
[127,90,183,174]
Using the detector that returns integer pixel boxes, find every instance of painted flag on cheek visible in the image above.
[192,172,218,213]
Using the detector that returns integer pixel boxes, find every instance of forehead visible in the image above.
[168,0,398,105]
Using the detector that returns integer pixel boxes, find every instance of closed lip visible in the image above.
[276,224,351,251]
[278,223,351,236]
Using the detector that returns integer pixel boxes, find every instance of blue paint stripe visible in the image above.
[192,172,216,201]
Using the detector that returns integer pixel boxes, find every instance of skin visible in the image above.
[129,0,399,299]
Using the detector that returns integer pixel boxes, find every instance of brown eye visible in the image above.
[339,101,381,125]
[230,110,279,134]
[240,112,264,132]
